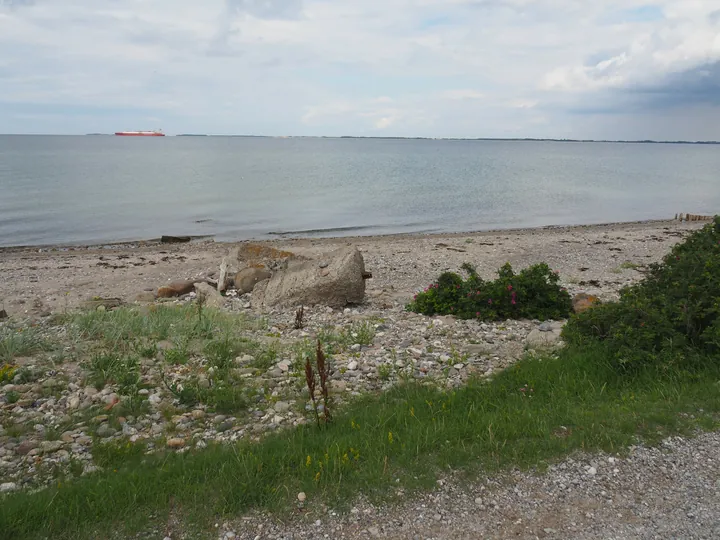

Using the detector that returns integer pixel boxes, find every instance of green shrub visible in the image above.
[407,262,572,321]
[563,217,720,371]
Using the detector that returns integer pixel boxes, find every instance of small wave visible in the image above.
[268,225,379,236]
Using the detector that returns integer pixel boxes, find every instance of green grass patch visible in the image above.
[3,346,720,539]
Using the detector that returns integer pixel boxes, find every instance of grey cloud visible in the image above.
[569,61,720,116]
[226,0,303,20]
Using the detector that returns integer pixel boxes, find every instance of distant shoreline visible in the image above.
[1,133,719,145]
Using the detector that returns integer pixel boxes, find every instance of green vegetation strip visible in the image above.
[3,347,719,539]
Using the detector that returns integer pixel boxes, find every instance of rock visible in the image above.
[252,247,367,309]
[234,267,272,294]
[347,360,359,371]
[194,282,225,309]
[96,424,117,438]
[40,441,63,454]
[277,360,291,373]
[133,292,157,303]
[0,482,17,493]
[157,280,196,298]
[16,440,38,455]
[587,466,597,476]
[216,421,233,432]
[297,491,307,502]
[274,401,290,413]
[166,438,185,448]
[538,322,554,332]
[525,328,563,350]
[0,309,7,320]
[60,431,75,443]
[160,235,191,243]
[235,355,255,365]
[67,396,81,410]
[330,380,347,392]
[573,293,600,314]
[80,297,124,310]
[191,409,206,420]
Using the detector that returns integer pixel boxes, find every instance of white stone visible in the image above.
[297,491,307,502]
[347,360,359,371]
[0,482,17,493]
[274,401,290,413]
[453,363,464,370]
[587,466,597,476]
[277,360,291,372]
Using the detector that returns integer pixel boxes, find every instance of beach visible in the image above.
[0,219,705,318]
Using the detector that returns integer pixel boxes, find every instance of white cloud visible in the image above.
[0,0,719,138]
[442,89,485,100]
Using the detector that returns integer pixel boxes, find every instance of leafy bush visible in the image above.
[407,262,572,321]
[563,217,720,371]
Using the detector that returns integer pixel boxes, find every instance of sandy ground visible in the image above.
[0,219,705,318]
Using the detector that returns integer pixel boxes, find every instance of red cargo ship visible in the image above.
[114,130,165,136]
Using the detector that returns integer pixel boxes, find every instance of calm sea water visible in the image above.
[1,135,719,247]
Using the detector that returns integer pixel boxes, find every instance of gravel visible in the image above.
[216,431,720,539]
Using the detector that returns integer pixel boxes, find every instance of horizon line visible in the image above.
[1,133,720,145]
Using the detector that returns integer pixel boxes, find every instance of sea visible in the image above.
[1,135,719,248]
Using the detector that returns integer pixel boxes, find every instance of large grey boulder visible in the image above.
[252,247,368,309]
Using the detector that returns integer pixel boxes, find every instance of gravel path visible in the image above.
[219,431,720,540]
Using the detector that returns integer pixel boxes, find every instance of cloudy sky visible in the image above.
[1,0,719,139]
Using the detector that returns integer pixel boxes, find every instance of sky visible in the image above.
[1,0,720,139]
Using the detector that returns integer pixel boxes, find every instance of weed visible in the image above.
[294,305,305,330]
[0,326,55,362]
[377,364,392,381]
[5,346,720,539]
[0,363,17,384]
[5,390,19,404]
[164,347,190,366]
[619,261,641,270]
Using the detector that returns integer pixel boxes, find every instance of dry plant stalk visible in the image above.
[304,356,320,428]
[316,340,332,423]
[294,305,305,329]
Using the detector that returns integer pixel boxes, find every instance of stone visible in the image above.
[330,380,347,392]
[297,491,307,502]
[133,292,157,303]
[252,247,367,309]
[191,409,206,420]
[80,297,124,310]
[347,360,359,371]
[67,396,81,410]
[234,267,272,294]
[60,431,75,443]
[166,438,185,448]
[160,235,191,243]
[0,482,17,493]
[0,309,7,320]
[216,421,233,432]
[274,401,290,413]
[587,466,597,476]
[40,440,63,454]
[573,293,600,314]
[525,329,563,351]
[194,282,225,309]
[235,354,255,365]
[96,424,117,438]
[538,322,554,332]
[16,440,38,455]
[157,280,195,298]
[277,360,291,372]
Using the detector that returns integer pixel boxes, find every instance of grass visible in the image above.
[0,326,56,362]
[3,345,720,539]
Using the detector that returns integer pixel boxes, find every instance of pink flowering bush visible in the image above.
[563,216,720,371]
[407,262,572,321]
